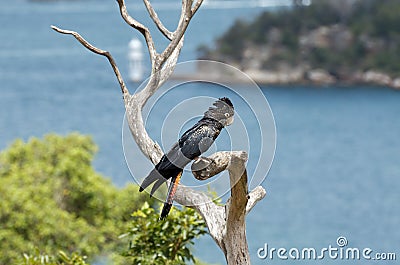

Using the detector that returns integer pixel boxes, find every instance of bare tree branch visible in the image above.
[225,153,250,264]
[135,36,184,106]
[143,0,174,40]
[191,0,204,15]
[50,25,130,101]
[174,185,226,248]
[159,37,184,85]
[116,0,157,63]
[191,152,266,214]
[227,152,248,218]
[158,0,192,66]
[189,151,265,264]
[125,94,164,165]
[191,151,237,180]
[246,186,267,214]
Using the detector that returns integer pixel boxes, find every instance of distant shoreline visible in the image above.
[170,62,400,90]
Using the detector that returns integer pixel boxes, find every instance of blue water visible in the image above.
[1,1,399,264]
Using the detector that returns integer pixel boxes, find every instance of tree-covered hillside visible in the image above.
[199,0,400,87]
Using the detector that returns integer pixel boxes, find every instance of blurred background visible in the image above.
[1,0,399,264]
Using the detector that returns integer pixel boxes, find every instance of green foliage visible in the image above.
[18,249,89,265]
[350,0,400,38]
[120,202,207,265]
[216,19,249,61]
[0,133,146,264]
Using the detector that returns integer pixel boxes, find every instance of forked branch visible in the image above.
[143,0,173,40]
[116,0,157,62]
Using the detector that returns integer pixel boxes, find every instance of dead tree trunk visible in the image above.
[52,1,266,264]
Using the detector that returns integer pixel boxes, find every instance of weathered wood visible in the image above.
[225,153,250,264]
[191,151,231,180]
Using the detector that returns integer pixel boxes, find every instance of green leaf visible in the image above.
[122,202,207,264]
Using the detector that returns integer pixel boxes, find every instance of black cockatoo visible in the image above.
[139,97,234,219]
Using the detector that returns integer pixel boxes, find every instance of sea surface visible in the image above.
[1,1,399,264]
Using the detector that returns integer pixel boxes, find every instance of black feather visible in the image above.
[140,97,234,219]
[139,168,164,192]
[218,97,233,107]
[150,178,166,197]
[160,202,172,220]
